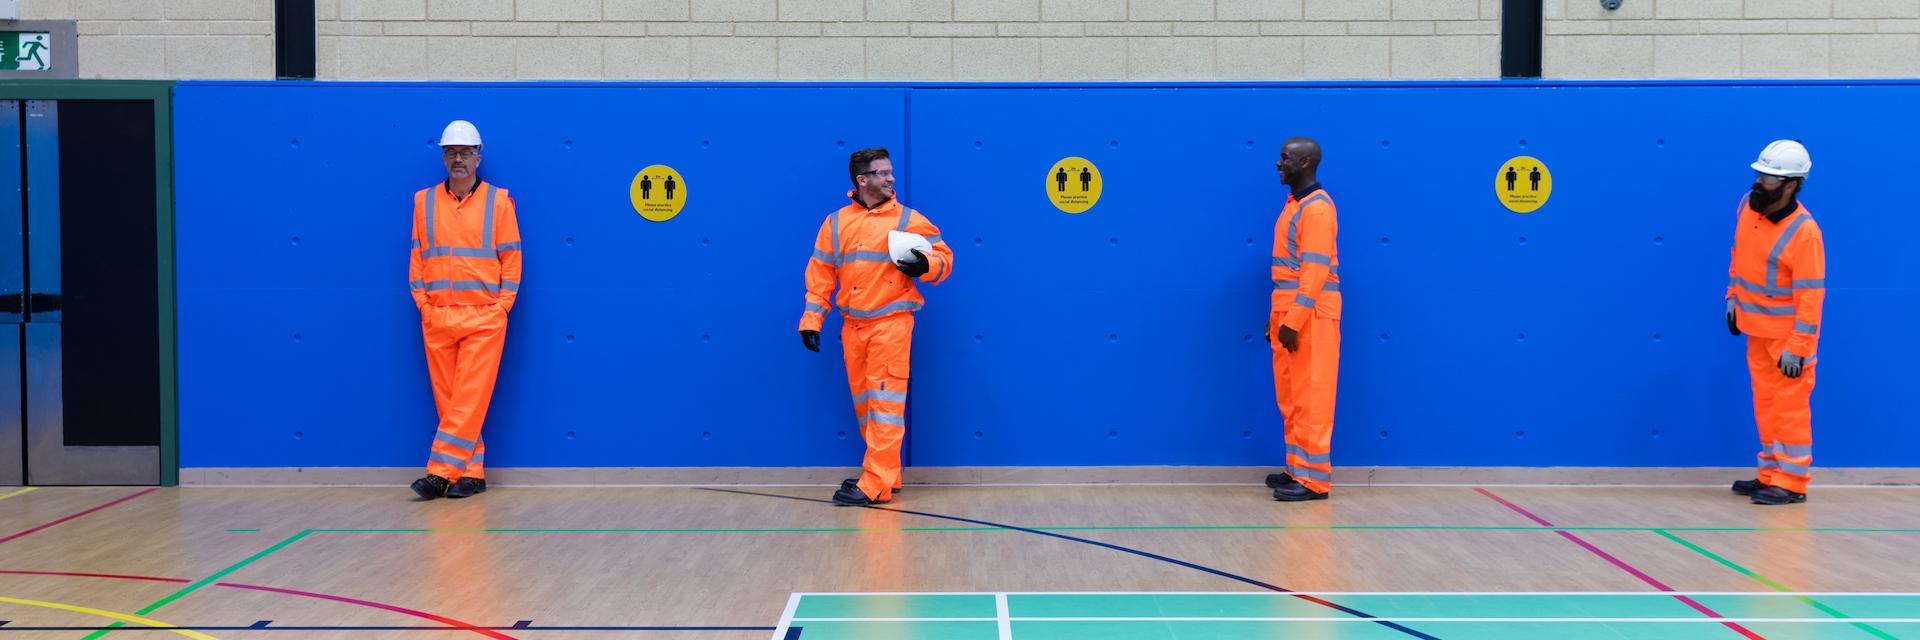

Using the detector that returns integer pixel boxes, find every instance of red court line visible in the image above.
[0,570,518,640]
[0,489,158,546]
[1476,488,1767,640]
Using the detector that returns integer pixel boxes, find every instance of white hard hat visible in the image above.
[439,120,482,147]
[887,230,932,263]
[1751,139,1810,178]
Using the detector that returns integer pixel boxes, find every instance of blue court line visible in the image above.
[701,488,1444,640]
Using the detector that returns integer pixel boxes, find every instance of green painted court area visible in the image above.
[774,592,1920,639]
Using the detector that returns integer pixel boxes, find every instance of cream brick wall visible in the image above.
[29,0,1917,81]
[1546,0,1920,78]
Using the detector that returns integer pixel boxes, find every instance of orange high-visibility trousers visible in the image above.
[423,303,508,481]
[843,313,912,501]
[1746,335,1814,493]
[1272,312,1339,493]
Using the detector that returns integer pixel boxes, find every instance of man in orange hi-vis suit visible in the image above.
[408,119,522,500]
[1726,140,1824,506]
[1265,137,1341,502]
[799,147,953,506]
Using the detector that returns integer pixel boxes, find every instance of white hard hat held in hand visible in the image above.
[440,120,483,147]
[1751,140,1810,178]
[887,230,932,263]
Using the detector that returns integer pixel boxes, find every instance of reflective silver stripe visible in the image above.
[428,450,469,471]
[850,390,868,405]
[1794,321,1818,335]
[1730,275,1790,298]
[842,250,893,263]
[869,389,907,403]
[1756,453,1781,470]
[1287,192,1332,259]
[501,280,520,293]
[869,411,906,427]
[812,249,836,263]
[1773,440,1813,459]
[1792,278,1824,290]
[1273,280,1339,292]
[436,431,477,451]
[409,280,425,291]
[421,246,497,259]
[1735,300,1794,316]
[1764,213,1811,292]
[425,280,500,293]
[1301,252,1333,266]
[830,210,842,264]
[482,184,497,250]
[925,234,942,245]
[495,241,522,252]
[1286,444,1331,465]
[897,208,914,233]
[805,302,828,315]
[1294,294,1315,309]
[1272,256,1299,269]
[424,188,437,250]
[1775,458,1812,476]
[411,239,421,249]
[844,300,922,318]
[1289,465,1333,482]
[471,449,485,466]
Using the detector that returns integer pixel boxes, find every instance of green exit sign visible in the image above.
[0,31,50,71]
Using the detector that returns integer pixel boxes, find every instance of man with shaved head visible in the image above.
[1264,137,1342,502]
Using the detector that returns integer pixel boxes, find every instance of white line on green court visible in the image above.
[790,591,1920,596]
[773,593,801,639]
[994,593,1012,639]
[792,617,1920,624]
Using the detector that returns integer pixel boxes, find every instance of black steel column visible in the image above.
[275,0,316,79]
[1501,0,1544,78]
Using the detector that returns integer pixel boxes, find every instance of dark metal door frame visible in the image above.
[0,81,176,486]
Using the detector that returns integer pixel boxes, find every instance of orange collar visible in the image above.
[846,189,899,214]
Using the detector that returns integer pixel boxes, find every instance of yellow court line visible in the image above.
[0,487,37,501]
[0,596,222,640]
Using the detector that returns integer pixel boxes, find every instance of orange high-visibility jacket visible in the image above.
[1726,197,1824,361]
[1272,187,1340,330]
[799,192,953,331]
[410,181,523,310]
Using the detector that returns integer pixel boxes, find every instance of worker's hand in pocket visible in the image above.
[1726,298,1741,336]
[894,249,930,277]
[800,330,821,353]
[1777,353,1803,379]
[1276,325,1300,353]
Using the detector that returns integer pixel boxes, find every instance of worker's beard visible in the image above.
[1749,184,1782,212]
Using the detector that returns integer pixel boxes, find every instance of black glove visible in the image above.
[1276,325,1300,353]
[800,330,820,352]
[1778,353,1803,379]
[895,248,930,277]
[1726,298,1741,336]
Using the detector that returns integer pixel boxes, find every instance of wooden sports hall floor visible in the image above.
[2,483,1918,639]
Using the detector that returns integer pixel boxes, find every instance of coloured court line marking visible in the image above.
[0,596,221,640]
[0,488,36,502]
[1477,487,1768,639]
[0,488,156,545]
[703,488,1443,640]
[1656,530,1900,640]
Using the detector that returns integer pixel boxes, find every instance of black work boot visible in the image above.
[410,475,452,500]
[1751,486,1807,505]
[1731,478,1766,496]
[445,478,487,499]
[1274,484,1329,502]
[1265,472,1298,489]
[831,483,873,506]
[843,477,901,497]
